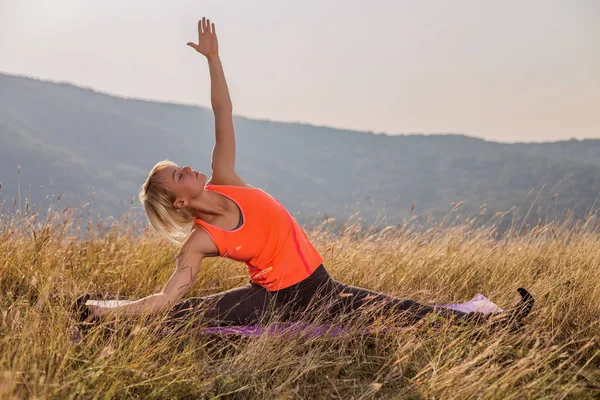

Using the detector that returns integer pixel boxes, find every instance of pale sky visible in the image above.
[1,0,599,143]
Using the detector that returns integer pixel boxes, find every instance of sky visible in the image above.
[1,0,598,143]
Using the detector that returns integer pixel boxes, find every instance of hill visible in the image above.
[1,72,599,234]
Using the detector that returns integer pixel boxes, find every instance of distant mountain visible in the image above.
[1,72,599,234]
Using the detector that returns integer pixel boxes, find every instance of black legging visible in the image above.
[166,264,473,329]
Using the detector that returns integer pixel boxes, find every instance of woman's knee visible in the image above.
[166,283,272,327]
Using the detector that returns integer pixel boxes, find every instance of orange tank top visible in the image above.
[194,184,324,291]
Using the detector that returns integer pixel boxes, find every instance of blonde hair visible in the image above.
[138,159,195,244]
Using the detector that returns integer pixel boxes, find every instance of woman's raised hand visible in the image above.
[187,17,219,58]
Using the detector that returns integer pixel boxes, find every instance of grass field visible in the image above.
[1,197,599,399]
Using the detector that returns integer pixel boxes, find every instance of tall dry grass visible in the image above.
[0,188,599,399]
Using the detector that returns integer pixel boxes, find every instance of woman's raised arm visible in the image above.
[187,17,236,175]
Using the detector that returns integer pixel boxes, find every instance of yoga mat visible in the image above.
[79,290,532,338]
[435,293,504,314]
[85,293,503,312]
[85,299,135,308]
[186,293,504,337]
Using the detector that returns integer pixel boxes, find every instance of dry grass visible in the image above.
[1,193,599,399]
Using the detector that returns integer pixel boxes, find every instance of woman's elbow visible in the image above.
[161,290,186,311]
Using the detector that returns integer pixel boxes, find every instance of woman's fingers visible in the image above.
[197,17,215,36]
[83,305,100,323]
[71,294,91,323]
[189,17,217,53]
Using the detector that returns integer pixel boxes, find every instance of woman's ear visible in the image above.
[173,198,187,210]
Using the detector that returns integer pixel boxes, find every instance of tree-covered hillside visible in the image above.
[1,73,599,233]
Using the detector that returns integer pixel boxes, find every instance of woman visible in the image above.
[86,18,532,330]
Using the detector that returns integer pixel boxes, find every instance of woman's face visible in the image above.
[160,164,207,209]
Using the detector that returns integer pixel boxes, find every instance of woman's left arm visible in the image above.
[187,17,236,173]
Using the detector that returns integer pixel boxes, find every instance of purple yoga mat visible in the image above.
[196,293,504,337]
[436,293,504,314]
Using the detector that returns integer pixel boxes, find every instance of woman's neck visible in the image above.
[190,189,229,221]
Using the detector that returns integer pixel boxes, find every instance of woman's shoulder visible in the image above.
[206,168,252,188]
[186,226,220,257]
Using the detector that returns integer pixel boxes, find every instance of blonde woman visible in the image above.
[84,18,532,331]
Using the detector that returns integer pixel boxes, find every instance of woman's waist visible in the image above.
[270,264,329,296]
